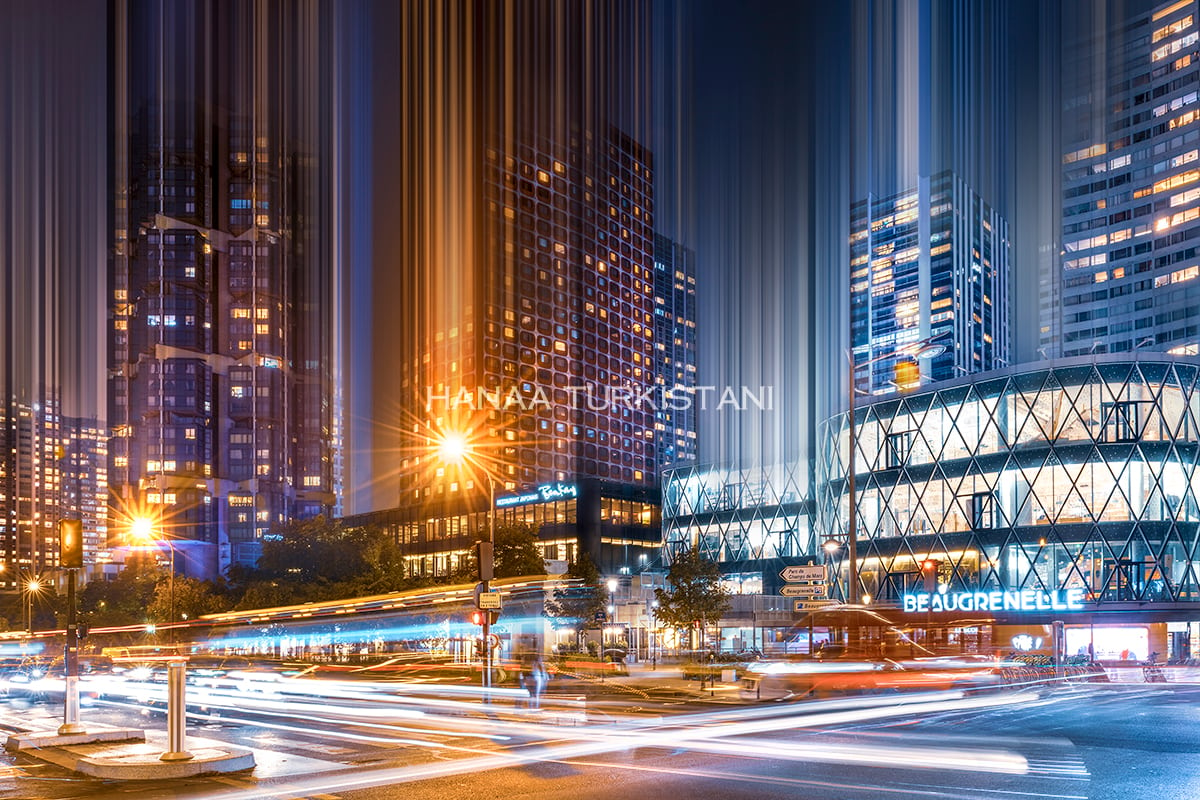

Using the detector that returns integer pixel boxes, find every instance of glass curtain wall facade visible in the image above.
[653,234,697,472]
[1059,0,1200,358]
[662,463,815,594]
[850,171,1010,395]
[816,357,1200,607]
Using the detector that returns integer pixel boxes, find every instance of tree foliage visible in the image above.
[492,522,547,578]
[653,546,730,649]
[146,576,228,623]
[545,552,607,637]
[79,553,165,626]
[460,522,546,579]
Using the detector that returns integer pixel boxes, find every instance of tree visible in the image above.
[146,576,228,623]
[544,552,607,651]
[493,522,546,577]
[461,522,546,579]
[79,553,164,626]
[653,546,730,652]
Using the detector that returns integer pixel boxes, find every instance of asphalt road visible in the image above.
[3,681,1198,800]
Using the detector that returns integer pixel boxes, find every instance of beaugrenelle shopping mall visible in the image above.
[664,357,1200,662]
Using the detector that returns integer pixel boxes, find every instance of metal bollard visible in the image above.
[160,660,194,762]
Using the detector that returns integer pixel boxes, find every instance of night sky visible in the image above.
[2,0,1078,481]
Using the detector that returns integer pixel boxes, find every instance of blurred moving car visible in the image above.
[740,655,1003,700]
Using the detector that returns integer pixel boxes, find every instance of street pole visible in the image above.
[168,544,175,646]
[59,568,83,734]
[483,474,494,691]
[59,517,84,735]
[846,351,859,605]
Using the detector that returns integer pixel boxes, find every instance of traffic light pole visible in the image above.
[58,567,83,735]
[59,518,84,735]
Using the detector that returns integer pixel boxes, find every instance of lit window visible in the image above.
[185,428,196,439]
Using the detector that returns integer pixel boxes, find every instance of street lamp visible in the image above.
[435,431,498,689]
[843,335,946,604]
[24,577,43,633]
[130,516,177,642]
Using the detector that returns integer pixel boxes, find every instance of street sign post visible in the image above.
[478,591,502,610]
[779,584,828,598]
[794,600,835,612]
[779,565,826,583]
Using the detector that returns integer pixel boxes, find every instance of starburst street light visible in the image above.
[24,577,44,633]
[128,515,178,641]
[432,429,500,690]
[436,431,471,465]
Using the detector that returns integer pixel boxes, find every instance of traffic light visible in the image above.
[60,518,84,569]
[920,559,940,593]
[475,540,494,582]
[77,620,89,641]
[471,611,485,626]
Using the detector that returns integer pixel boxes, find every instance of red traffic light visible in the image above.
[920,559,939,574]
[471,611,484,626]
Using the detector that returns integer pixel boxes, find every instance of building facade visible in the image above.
[653,234,698,472]
[344,479,661,580]
[0,402,108,593]
[346,1,681,578]
[108,0,341,575]
[1058,0,1200,358]
[851,171,1011,395]
[816,357,1200,659]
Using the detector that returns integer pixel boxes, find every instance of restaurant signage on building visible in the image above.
[496,482,580,508]
[901,587,1086,613]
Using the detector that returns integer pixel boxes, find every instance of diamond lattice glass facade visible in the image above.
[661,463,815,592]
[816,357,1200,609]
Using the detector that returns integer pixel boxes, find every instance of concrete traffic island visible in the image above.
[5,723,146,752]
[8,661,255,780]
[9,732,255,780]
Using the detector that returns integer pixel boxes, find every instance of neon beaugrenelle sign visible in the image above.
[901,587,1086,613]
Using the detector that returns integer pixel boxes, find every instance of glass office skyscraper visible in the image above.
[1057,0,1200,358]
[108,0,342,574]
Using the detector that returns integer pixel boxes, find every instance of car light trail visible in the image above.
[191,690,1056,800]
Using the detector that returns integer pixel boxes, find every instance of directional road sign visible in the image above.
[780,565,826,583]
[794,600,835,612]
[779,584,828,598]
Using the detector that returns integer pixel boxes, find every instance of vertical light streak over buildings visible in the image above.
[849,0,1013,396]
[680,1,833,472]
[1,2,107,588]
[1057,0,1200,357]
[108,1,342,574]
[354,1,658,516]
